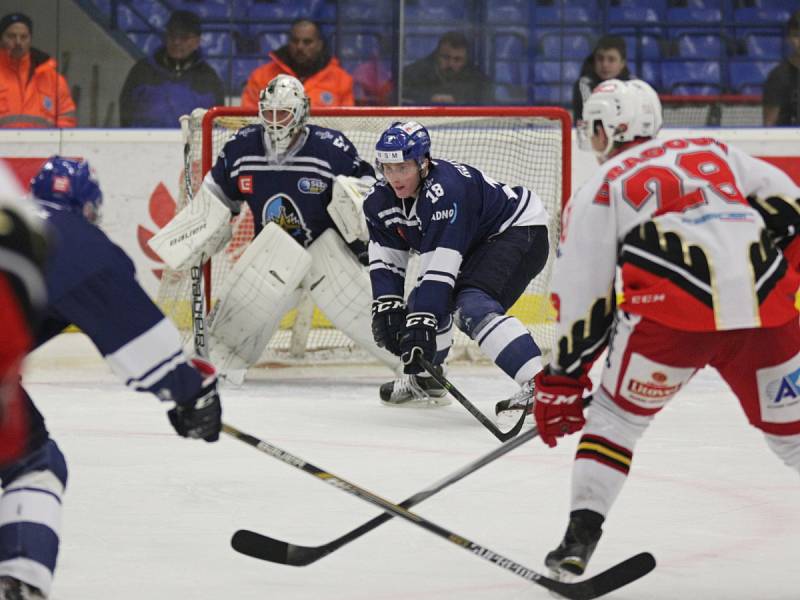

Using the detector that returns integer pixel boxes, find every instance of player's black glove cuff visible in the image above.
[168,358,222,442]
[400,312,437,374]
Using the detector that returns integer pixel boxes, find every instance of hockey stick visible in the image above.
[190,253,208,359]
[222,423,655,600]
[416,356,527,442]
[231,397,592,567]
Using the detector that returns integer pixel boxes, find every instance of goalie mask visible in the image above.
[258,74,310,156]
[30,155,103,224]
[374,121,431,175]
[579,79,662,158]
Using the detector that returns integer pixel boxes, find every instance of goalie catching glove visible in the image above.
[327,175,373,243]
[168,358,222,442]
[533,367,591,447]
[400,312,437,374]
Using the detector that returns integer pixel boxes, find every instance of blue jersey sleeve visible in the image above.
[312,127,376,180]
[40,209,203,405]
[364,184,409,300]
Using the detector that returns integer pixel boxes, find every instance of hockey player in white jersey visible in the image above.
[0,157,222,600]
[534,79,800,580]
[365,121,550,407]
[149,74,397,381]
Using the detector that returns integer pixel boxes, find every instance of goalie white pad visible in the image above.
[327,175,373,243]
[147,185,232,271]
[306,228,398,369]
[207,223,311,378]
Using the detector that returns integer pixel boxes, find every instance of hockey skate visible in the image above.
[494,380,534,421]
[544,510,604,581]
[0,577,46,600]
[379,370,450,407]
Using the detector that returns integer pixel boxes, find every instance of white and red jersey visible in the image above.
[552,136,800,375]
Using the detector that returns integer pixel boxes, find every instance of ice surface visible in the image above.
[20,334,800,599]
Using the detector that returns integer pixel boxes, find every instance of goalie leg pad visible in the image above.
[208,223,311,376]
[147,185,232,271]
[306,229,398,368]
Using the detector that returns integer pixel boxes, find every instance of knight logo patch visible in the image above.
[238,175,253,194]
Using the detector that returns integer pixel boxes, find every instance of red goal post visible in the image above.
[157,105,571,364]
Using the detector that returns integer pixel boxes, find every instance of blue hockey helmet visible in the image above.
[374,121,431,172]
[30,156,103,223]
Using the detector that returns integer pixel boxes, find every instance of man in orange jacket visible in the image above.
[0,13,77,128]
[241,19,354,109]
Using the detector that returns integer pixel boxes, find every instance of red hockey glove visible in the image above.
[533,368,591,448]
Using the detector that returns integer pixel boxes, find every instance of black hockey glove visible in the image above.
[371,295,406,356]
[168,358,222,442]
[347,239,370,267]
[399,312,437,374]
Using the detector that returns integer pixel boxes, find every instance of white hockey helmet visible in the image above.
[258,74,310,155]
[579,79,662,157]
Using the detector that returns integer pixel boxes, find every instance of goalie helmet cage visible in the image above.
[156,105,571,365]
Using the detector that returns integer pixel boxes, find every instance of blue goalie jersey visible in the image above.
[207,123,375,246]
[34,204,203,404]
[364,159,548,322]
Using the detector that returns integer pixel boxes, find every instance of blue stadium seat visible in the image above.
[258,32,287,54]
[661,60,720,93]
[486,0,528,23]
[341,1,393,22]
[172,0,231,18]
[206,58,229,86]
[403,34,441,63]
[405,1,465,23]
[676,34,723,59]
[538,32,593,59]
[126,32,161,56]
[338,34,380,61]
[734,7,791,25]
[609,0,666,10]
[729,59,778,94]
[680,0,722,8]
[744,34,784,59]
[202,32,233,58]
[670,83,722,95]
[493,33,526,60]
[495,61,527,86]
[535,6,598,25]
[533,61,581,83]
[622,34,662,60]
[608,6,664,25]
[232,58,263,91]
[640,61,662,90]
[494,83,528,103]
[667,7,722,25]
[529,82,571,105]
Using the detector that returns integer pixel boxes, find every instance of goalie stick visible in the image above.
[222,423,655,600]
[417,356,527,442]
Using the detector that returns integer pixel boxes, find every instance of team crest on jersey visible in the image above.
[262,193,312,244]
[297,177,327,194]
[314,130,334,141]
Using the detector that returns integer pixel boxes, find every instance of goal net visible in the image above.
[156,106,571,365]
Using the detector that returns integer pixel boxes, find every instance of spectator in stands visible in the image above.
[119,10,224,128]
[763,10,800,126]
[572,35,632,125]
[401,31,491,105]
[0,12,77,128]
[241,19,354,108]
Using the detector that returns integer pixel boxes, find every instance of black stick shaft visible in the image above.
[222,423,654,599]
[417,356,527,442]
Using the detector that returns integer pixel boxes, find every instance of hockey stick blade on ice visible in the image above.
[417,356,527,442]
[223,423,654,599]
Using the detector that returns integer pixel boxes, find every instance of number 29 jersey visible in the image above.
[554,136,800,351]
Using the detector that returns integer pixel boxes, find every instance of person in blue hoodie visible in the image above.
[119,10,224,127]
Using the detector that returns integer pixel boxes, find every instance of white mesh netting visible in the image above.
[156,107,569,365]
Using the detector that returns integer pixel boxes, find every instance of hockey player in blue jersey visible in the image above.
[366,121,550,408]
[149,74,397,380]
[0,157,222,600]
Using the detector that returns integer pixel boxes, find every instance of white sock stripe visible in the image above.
[0,488,64,532]
[513,355,543,385]
[5,470,65,497]
[477,317,530,360]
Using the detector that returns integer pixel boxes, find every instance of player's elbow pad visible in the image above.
[147,185,232,271]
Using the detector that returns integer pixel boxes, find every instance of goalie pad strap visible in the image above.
[147,185,232,271]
